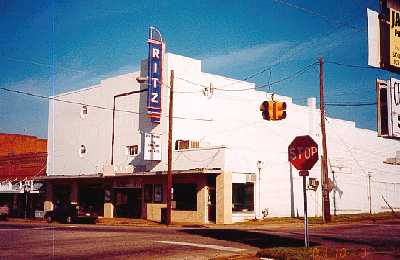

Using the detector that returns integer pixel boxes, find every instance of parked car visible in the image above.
[0,204,9,220]
[44,204,97,224]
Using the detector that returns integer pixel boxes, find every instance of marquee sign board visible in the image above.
[146,27,164,124]
[144,133,161,161]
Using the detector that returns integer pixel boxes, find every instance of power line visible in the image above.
[270,0,365,33]
[177,61,318,93]
[325,102,376,107]
[256,62,318,90]
[0,54,86,74]
[325,60,383,70]
[192,62,318,92]
[0,87,213,122]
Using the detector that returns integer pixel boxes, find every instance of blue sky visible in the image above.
[0,0,398,138]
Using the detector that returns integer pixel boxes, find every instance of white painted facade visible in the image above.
[47,53,400,221]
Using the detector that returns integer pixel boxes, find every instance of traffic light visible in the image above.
[260,100,287,120]
[260,101,273,120]
[274,101,287,120]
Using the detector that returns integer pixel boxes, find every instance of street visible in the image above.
[0,219,400,259]
[0,223,259,260]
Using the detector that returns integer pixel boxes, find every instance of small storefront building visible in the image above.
[45,31,400,224]
[41,167,247,224]
[0,133,47,218]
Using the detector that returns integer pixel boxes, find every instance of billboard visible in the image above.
[368,8,380,68]
[367,4,400,72]
[146,27,164,124]
[389,8,400,68]
[390,78,400,137]
[143,133,161,161]
[376,78,400,138]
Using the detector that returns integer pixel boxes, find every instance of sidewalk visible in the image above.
[2,211,399,228]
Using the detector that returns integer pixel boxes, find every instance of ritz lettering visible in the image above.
[150,47,160,104]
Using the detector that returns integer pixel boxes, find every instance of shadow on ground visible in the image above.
[180,228,319,248]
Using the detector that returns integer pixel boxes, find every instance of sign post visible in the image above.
[288,135,319,248]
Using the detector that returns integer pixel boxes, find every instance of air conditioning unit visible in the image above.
[190,141,200,149]
[175,140,200,150]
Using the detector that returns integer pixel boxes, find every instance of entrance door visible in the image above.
[115,188,142,218]
[130,188,142,218]
[208,187,216,222]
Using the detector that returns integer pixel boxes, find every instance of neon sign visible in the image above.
[146,31,163,124]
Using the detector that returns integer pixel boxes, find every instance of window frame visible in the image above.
[173,183,197,211]
[232,183,254,212]
[126,145,139,156]
[80,105,88,118]
[153,184,163,203]
[79,145,87,158]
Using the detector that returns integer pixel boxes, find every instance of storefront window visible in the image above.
[144,184,163,203]
[144,184,153,203]
[232,183,254,212]
[173,183,197,211]
[153,184,163,203]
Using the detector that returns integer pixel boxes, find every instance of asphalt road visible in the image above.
[0,219,399,259]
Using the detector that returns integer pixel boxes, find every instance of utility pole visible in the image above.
[256,160,263,220]
[166,70,174,225]
[368,174,372,214]
[319,57,331,223]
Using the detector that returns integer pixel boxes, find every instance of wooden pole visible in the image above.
[166,70,174,225]
[320,57,331,223]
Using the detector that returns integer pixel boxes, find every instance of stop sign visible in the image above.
[288,135,319,171]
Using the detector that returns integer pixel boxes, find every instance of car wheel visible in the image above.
[66,216,72,224]
[46,215,53,223]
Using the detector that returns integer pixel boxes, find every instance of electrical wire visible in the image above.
[270,0,365,33]
[176,61,318,93]
[0,87,213,122]
[325,60,383,70]
[325,117,377,178]
[325,102,377,107]
[0,54,87,74]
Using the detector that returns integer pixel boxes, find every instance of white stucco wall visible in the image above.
[47,52,400,218]
[167,53,399,217]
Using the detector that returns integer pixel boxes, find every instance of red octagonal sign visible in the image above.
[288,135,319,171]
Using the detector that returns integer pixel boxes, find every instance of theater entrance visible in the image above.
[114,188,142,218]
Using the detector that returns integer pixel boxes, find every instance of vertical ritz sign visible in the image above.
[147,36,163,123]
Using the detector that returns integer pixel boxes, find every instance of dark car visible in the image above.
[0,204,9,220]
[44,204,97,224]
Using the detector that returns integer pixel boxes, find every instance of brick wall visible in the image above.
[0,133,47,180]
[0,133,47,156]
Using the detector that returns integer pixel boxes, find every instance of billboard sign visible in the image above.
[390,78,400,137]
[368,8,381,68]
[377,78,400,138]
[144,133,161,161]
[146,28,164,124]
[389,8,400,68]
[367,4,400,73]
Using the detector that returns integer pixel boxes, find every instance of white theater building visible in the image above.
[44,52,400,224]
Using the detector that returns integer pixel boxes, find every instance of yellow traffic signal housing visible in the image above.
[260,100,287,121]
[260,101,274,120]
[273,101,287,120]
